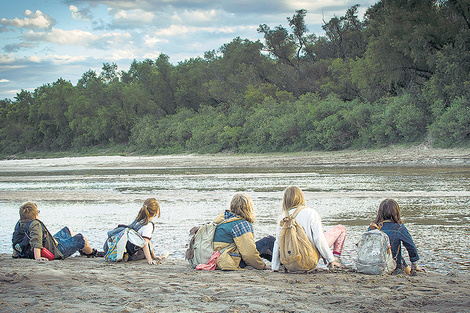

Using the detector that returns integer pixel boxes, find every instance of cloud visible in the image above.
[70,5,93,21]
[3,42,37,53]
[143,35,168,47]
[111,8,155,24]
[22,28,132,50]
[0,10,56,30]
[0,79,9,83]
[108,49,137,61]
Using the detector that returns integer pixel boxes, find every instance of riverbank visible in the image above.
[0,254,468,312]
[1,145,470,171]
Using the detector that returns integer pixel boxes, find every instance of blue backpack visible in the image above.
[103,220,148,262]
[12,220,47,259]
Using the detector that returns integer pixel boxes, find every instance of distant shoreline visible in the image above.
[1,145,469,171]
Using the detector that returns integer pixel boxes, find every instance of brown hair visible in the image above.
[373,199,402,226]
[283,186,306,215]
[135,198,160,225]
[20,202,38,220]
[230,193,255,223]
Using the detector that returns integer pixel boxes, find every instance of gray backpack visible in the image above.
[185,217,241,269]
[356,229,396,275]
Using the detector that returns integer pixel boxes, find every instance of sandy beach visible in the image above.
[1,145,470,171]
[1,254,469,313]
[1,146,470,312]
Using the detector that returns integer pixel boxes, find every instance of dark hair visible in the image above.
[374,199,402,226]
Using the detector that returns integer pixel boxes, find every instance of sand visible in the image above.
[1,146,470,312]
[0,254,469,313]
[1,145,470,171]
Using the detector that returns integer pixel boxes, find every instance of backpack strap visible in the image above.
[290,206,306,219]
[217,216,243,225]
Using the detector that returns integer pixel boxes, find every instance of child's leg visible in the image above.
[323,224,347,257]
[80,236,93,254]
[53,227,72,240]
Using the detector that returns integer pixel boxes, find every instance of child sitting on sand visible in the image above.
[271,186,347,271]
[12,202,99,260]
[124,198,168,265]
[212,193,272,270]
[369,199,423,275]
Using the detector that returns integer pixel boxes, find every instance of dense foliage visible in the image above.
[1,0,469,156]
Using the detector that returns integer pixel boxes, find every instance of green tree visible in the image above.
[30,78,74,150]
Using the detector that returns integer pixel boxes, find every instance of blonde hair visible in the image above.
[20,202,38,220]
[230,193,255,223]
[135,198,160,225]
[283,186,305,215]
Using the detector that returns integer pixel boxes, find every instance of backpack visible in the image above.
[12,220,47,259]
[103,222,146,262]
[185,217,242,269]
[278,207,320,272]
[356,229,396,275]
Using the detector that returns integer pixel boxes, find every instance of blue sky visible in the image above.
[0,0,375,100]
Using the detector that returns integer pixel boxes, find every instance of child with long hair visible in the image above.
[369,199,422,275]
[271,186,347,271]
[127,198,165,265]
[212,193,272,270]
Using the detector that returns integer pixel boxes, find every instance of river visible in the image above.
[0,157,469,274]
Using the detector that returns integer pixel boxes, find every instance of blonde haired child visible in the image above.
[12,202,97,260]
[212,193,273,270]
[272,186,347,271]
[127,198,166,265]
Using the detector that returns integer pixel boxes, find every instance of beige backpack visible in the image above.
[279,206,320,272]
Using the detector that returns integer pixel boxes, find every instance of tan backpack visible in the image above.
[279,206,320,272]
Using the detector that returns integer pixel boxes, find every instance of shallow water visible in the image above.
[1,164,469,274]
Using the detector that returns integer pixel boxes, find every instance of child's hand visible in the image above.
[148,259,158,265]
[328,260,344,270]
[35,257,49,261]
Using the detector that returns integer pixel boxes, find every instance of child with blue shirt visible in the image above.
[369,199,423,275]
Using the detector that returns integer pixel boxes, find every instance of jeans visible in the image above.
[54,227,86,258]
[240,235,275,268]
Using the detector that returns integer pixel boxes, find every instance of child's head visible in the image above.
[19,202,38,220]
[230,193,255,223]
[136,198,160,225]
[283,186,305,212]
[374,199,402,225]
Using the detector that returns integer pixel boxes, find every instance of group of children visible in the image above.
[12,186,422,275]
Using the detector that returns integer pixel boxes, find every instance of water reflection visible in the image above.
[0,165,469,274]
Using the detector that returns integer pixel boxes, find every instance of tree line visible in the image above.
[1,0,469,156]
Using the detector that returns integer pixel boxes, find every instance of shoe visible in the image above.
[392,267,404,275]
[80,248,102,258]
[334,256,345,268]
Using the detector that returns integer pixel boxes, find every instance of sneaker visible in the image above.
[334,256,345,268]
[392,267,404,275]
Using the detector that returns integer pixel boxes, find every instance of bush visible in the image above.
[429,97,470,148]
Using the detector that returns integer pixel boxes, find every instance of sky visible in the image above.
[0,0,376,100]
